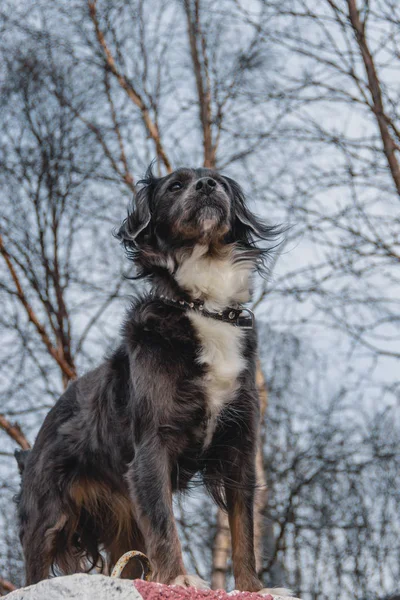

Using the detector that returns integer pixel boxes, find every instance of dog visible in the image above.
[16,166,287,593]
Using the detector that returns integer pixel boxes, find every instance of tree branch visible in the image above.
[0,414,31,450]
[104,69,135,189]
[88,0,172,173]
[184,0,215,168]
[0,575,17,593]
[0,235,77,381]
[347,0,400,196]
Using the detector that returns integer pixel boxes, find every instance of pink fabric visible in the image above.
[134,580,273,600]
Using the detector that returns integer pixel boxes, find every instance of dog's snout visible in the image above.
[195,177,217,193]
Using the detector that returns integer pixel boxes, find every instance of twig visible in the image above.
[0,576,17,593]
[88,0,172,173]
[0,414,30,450]
[0,235,77,381]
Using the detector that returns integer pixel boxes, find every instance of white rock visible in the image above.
[6,574,143,600]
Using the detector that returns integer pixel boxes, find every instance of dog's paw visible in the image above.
[257,589,298,599]
[170,574,210,589]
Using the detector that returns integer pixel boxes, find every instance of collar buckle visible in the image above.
[235,308,255,330]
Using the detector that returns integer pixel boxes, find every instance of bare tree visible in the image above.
[236,0,400,359]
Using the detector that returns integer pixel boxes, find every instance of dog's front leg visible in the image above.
[127,437,186,584]
[225,475,264,593]
[225,453,292,596]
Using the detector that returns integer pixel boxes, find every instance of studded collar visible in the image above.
[155,295,255,329]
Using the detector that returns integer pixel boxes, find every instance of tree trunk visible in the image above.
[211,510,230,590]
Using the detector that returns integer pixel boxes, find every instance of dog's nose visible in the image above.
[195,177,217,193]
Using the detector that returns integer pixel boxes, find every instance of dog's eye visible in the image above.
[168,182,183,192]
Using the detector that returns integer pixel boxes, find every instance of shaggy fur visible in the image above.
[16,166,285,592]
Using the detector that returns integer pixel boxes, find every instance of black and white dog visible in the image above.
[16,167,286,593]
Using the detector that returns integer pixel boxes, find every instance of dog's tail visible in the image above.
[14,448,31,475]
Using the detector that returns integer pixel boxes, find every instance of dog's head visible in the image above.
[118,165,282,280]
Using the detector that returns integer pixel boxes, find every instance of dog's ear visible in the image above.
[235,200,274,238]
[117,185,152,248]
[15,449,30,476]
[225,176,277,239]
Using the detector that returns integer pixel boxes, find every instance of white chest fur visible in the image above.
[189,312,246,447]
[175,244,252,312]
